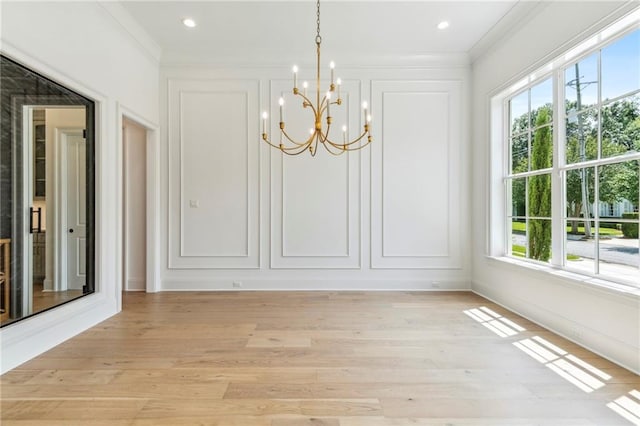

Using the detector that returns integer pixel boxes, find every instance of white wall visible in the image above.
[123,119,147,291]
[471,2,640,373]
[0,1,159,373]
[160,58,471,290]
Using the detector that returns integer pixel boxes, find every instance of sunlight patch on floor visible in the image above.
[463,306,526,338]
[607,389,640,425]
[513,335,611,393]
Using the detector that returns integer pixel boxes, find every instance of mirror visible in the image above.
[0,55,95,326]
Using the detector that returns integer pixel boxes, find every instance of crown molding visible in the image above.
[98,2,162,64]
[160,52,471,70]
[469,0,547,64]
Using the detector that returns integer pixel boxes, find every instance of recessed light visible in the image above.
[182,18,196,28]
[437,21,450,30]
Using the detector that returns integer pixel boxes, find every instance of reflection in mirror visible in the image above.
[0,55,95,327]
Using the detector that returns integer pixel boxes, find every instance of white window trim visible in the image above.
[489,9,640,290]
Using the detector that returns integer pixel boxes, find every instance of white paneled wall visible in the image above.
[270,79,361,269]
[371,81,462,269]
[161,64,470,290]
[168,79,260,269]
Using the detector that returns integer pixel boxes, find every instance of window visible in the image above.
[507,78,554,262]
[500,25,640,287]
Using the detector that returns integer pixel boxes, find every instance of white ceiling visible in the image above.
[119,1,527,65]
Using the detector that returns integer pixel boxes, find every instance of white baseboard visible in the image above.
[43,278,53,291]
[161,279,472,291]
[0,294,118,374]
[125,278,146,291]
[473,280,640,375]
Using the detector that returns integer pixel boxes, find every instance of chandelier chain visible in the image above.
[315,0,322,45]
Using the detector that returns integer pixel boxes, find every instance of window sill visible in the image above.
[485,255,640,301]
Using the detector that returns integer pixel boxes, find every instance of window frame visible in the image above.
[492,14,640,289]
[504,75,557,264]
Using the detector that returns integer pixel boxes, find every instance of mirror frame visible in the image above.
[1,54,96,326]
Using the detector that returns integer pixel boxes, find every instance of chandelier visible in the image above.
[261,0,372,156]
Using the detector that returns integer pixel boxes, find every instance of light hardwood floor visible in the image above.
[1,291,638,425]
[32,282,83,315]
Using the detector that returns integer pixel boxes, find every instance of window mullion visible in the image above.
[552,70,565,268]
[594,49,602,275]
[503,98,511,257]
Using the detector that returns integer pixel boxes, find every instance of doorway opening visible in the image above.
[122,118,148,292]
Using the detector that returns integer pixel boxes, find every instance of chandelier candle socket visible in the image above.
[261,0,372,156]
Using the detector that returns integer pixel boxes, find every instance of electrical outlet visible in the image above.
[189,200,200,208]
[232,281,243,288]
[431,281,441,289]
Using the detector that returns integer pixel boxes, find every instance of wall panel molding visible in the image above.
[269,79,362,269]
[371,80,463,269]
[159,66,470,283]
[168,79,260,268]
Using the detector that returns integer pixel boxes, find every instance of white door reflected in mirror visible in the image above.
[64,131,87,291]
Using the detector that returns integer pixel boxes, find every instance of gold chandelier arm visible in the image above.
[341,138,372,151]
[322,140,348,156]
[281,128,316,147]
[295,91,318,116]
[324,129,372,151]
[262,135,291,150]
[319,94,328,114]
[324,128,369,149]
[319,121,333,143]
[262,134,292,150]
[324,136,372,152]
[262,133,312,154]
[319,97,340,117]
[281,144,312,155]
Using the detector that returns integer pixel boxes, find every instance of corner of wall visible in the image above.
[472,277,640,375]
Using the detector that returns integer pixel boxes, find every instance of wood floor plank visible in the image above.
[23,369,120,385]
[379,397,630,422]
[338,418,601,425]
[1,382,228,399]
[316,368,568,384]
[1,401,63,420]
[1,400,147,421]
[0,370,41,385]
[15,358,177,371]
[136,399,304,417]
[131,418,271,426]
[1,421,133,426]
[111,367,317,384]
[271,418,339,426]
[1,291,636,424]
[247,336,312,348]
[223,382,535,399]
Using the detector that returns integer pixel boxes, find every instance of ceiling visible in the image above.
[119,1,528,65]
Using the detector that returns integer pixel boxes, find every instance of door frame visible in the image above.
[21,108,85,311]
[14,96,94,320]
[116,103,161,301]
[20,106,35,316]
[57,127,85,292]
